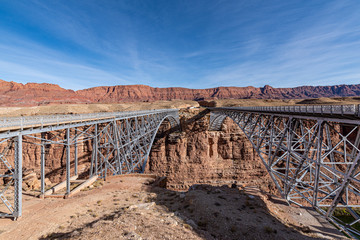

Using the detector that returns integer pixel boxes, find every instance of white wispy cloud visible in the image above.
[0,34,131,89]
[0,1,359,90]
[196,1,360,88]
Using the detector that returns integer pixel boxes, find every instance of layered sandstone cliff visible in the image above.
[77,84,360,103]
[145,109,275,192]
[0,79,360,106]
[0,79,90,106]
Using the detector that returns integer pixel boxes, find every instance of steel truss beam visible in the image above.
[0,109,179,219]
[210,108,360,238]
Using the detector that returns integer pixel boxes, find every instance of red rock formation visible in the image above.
[145,109,275,192]
[77,84,360,103]
[0,79,90,106]
[0,79,360,106]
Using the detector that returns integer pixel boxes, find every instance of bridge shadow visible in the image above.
[38,181,342,240]
[149,184,332,240]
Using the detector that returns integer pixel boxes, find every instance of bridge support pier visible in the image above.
[14,135,22,219]
[40,133,45,196]
[74,128,78,176]
[66,128,71,196]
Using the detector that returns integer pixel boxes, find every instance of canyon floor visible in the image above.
[0,175,345,240]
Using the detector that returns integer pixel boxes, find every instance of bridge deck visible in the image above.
[209,104,360,122]
[0,109,179,138]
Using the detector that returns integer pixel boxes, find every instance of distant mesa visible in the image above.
[0,79,359,107]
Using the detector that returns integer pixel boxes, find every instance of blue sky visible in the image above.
[0,0,360,90]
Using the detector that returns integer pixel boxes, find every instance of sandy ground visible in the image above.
[0,100,199,117]
[0,96,359,117]
[0,175,345,240]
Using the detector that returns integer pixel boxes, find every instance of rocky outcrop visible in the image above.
[0,79,90,106]
[145,109,275,192]
[0,79,360,106]
[78,84,360,103]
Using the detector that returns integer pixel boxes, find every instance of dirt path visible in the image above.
[0,176,346,240]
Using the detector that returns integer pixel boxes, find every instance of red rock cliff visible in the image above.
[77,84,360,103]
[0,79,90,106]
[145,109,275,192]
[1,79,360,106]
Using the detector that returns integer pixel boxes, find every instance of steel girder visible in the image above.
[89,111,179,178]
[209,108,360,237]
[0,109,179,219]
[0,136,22,219]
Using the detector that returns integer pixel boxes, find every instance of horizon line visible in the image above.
[0,78,357,92]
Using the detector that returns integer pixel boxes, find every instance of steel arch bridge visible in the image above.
[0,109,179,219]
[209,105,360,237]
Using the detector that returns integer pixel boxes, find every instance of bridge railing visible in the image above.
[212,104,359,117]
[0,109,179,130]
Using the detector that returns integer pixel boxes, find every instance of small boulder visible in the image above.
[26,178,41,190]
[44,178,52,186]
[23,172,37,181]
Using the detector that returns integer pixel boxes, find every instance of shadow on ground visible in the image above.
[150,184,326,240]
[40,181,330,240]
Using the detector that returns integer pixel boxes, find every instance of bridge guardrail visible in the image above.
[0,109,179,130]
[210,104,359,117]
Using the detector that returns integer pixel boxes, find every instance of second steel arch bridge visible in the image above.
[209,104,360,237]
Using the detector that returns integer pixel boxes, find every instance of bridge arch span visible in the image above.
[91,110,180,178]
[209,110,284,194]
[209,113,227,131]
[140,114,180,172]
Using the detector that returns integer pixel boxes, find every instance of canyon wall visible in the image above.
[78,84,360,103]
[0,109,274,193]
[0,79,91,106]
[1,79,360,106]
[0,129,93,183]
[145,109,275,192]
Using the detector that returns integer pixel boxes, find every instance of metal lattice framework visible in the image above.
[209,105,360,238]
[0,109,179,219]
